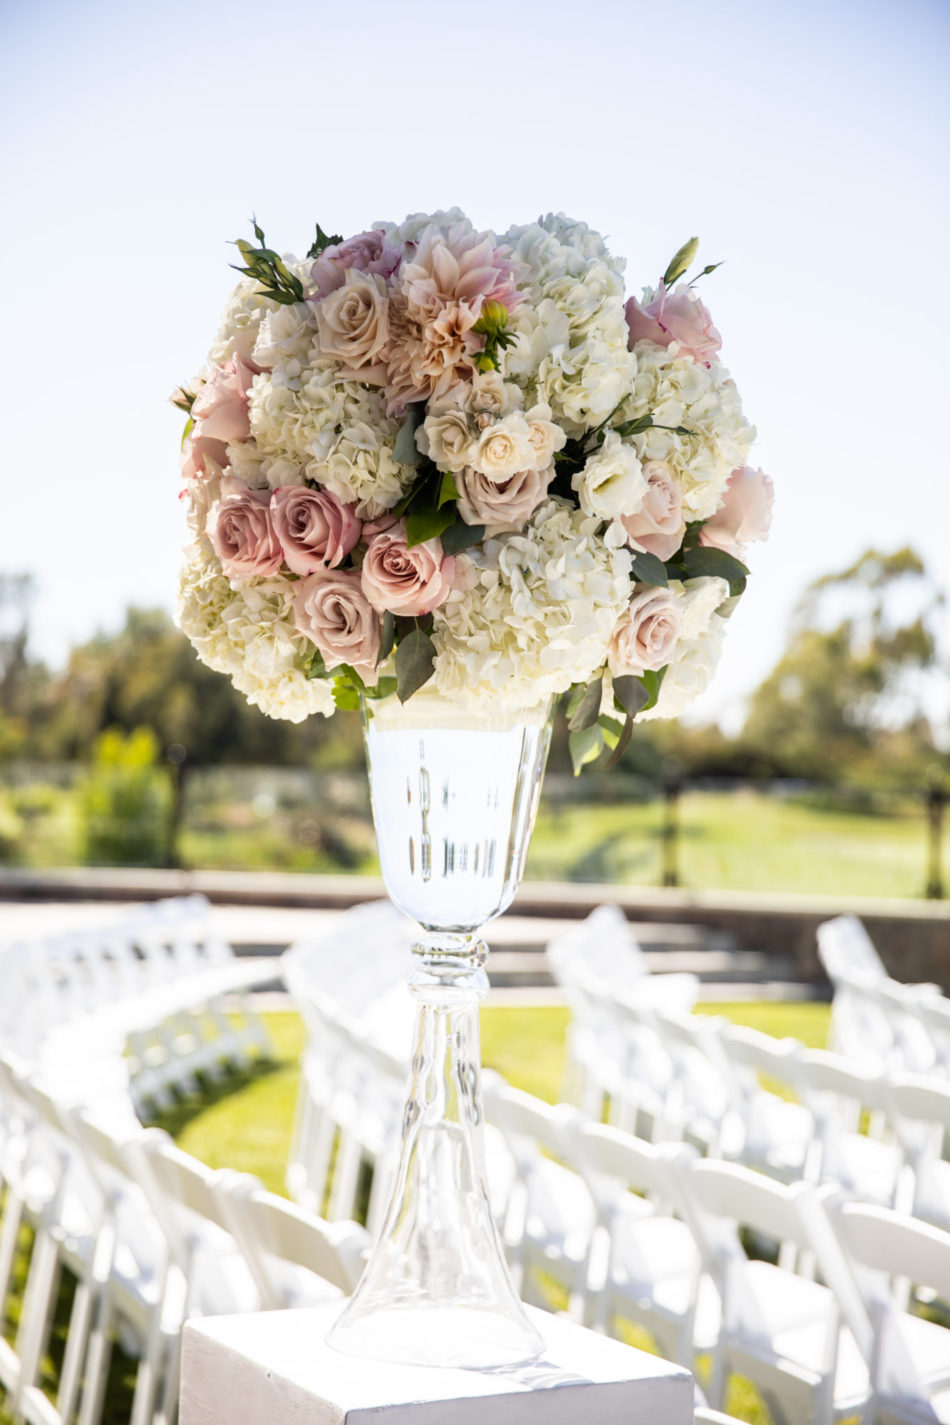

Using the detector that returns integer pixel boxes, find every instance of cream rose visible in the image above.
[271,486,361,575]
[361,521,456,615]
[314,270,390,381]
[621,460,685,561]
[472,413,535,482]
[419,407,478,472]
[455,465,553,532]
[608,585,681,677]
[292,568,380,679]
[207,480,283,579]
[524,402,567,470]
[573,430,646,521]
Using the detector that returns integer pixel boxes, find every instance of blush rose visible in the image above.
[360,522,455,616]
[700,466,775,557]
[207,481,283,579]
[625,282,722,365]
[608,586,682,678]
[271,486,361,575]
[292,568,381,680]
[621,460,686,561]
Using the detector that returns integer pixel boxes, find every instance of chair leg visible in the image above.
[76,1289,115,1425]
[12,1229,60,1415]
[57,1275,98,1425]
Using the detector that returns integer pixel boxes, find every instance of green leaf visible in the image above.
[332,679,361,711]
[598,714,624,750]
[569,722,604,776]
[393,406,425,467]
[612,675,651,718]
[405,505,455,548]
[306,647,332,680]
[440,520,485,555]
[180,415,194,450]
[716,591,744,618]
[395,626,436,703]
[362,676,398,701]
[377,610,396,666]
[630,551,669,587]
[604,713,634,768]
[662,236,699,287]
[306,223,343,260]
[640,665,668,712]
[680,545,750,595]
[568,676,603,732]
[438,471,460,507]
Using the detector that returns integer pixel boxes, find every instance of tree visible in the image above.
[743,547,947,783]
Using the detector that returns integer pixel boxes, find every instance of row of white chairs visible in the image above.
[0,1045,368,1425]
[485,1079,950,1425]
[550,906,950,1225]
[0,896,274,1120]
[818,914,950,1076]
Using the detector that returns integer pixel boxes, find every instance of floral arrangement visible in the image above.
[175,210,772,770]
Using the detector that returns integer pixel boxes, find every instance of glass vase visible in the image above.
[327,689,554,1369]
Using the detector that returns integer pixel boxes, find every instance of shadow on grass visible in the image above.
[141,1056,283,1138]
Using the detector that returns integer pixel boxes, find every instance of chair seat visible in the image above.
[823,1132,902,1204]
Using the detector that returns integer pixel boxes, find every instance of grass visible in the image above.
[527,790,946,900]
[4,780,946,901]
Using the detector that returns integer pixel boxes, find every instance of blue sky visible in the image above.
[1,0,948,728]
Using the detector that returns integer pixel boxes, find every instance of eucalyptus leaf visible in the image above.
[598,714,624,750]
[377,610,396,666]
[640,665,668,712]
[568,677,603,732]
[662,236,699,287]
[393,406,425,467]
[440,520,485,555]
[406,505,455,548]
[306,647,331,680]
[604,714,634,769]
[569,722,604,776]
[612,675,651,718]
[630,551,669,587]
[680,546,750,592]
[395,626,436,703]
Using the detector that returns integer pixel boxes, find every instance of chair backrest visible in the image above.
[223,1176,367,1300]
[573,1120,694,1216]
[676,1157,818,1268]
[835,1201,950,1302]
[718,1023,805,1102]
[484,1083,579,1161]
[798,1048,892,1119]
[887,1074,950,1137]
[546,905,648,990]
[817,915,887,987]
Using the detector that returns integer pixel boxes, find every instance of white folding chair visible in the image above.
[887,1075,950,1231]
[797,1049,905,1209]
[830,1201,950,1423]
[715,1023,814,1185]
[570,1119,717,1366]
[220,1175,368,1308]
[674,1157,871,1424]
[483,1082,593,1319]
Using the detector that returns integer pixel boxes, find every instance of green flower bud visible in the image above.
[473,299,509,335]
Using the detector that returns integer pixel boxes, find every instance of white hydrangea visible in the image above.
[249,362,413,512]
[252,300,317,370]
[621,343,756,521]
[176,543,334,723]
[379,208,474,244]
[432,497,633,713]
[639,577,731,720]
[208,278,277,366]
[503,216,636,436]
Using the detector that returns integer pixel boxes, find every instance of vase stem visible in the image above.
[327,933,544,1368]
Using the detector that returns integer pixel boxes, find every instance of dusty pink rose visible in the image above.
[360,522,455,616]
[180,431,228,483]
[625,282,721,365]
[455,465,553,532]
[191,355,258,444]
[207,481,283,579]
[292,568,380,679]
[360,512,399,541]
[621,460,686,561]
[700,467,774,557]
[313,271,390,382]
[310,230,403,299]
[271,486,361,575]
[608,586,681,678]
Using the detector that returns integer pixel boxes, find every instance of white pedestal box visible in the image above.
[180,1303,694,1425]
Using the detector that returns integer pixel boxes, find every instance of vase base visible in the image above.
[327,1301,546,1370]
